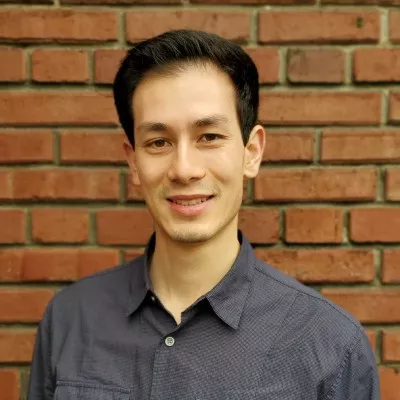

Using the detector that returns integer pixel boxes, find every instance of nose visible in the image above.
[167,140,205,184]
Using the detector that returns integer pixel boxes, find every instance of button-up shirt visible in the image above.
[28,232,379,399]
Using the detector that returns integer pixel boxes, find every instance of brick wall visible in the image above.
[0,0,400,398]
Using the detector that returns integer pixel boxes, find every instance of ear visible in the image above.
[243,125,266,179]
[123,140,141,186]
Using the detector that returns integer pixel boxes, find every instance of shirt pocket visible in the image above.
[54,380,132,400]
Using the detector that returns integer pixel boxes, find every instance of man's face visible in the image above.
[126,64,263,243]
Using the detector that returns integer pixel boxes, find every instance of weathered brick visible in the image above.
[366,330,376,352]
[0,289,54,322]
[380,368,400,400]
[386,168,400,201]
[382,331,400,362]
[96,209,153,245]
[322,289,400,323]
[255,248,375,283]
[192,0,314,3]
[0,369,19,400]
[382,250,400,283]
[389,11,400,43]
[354,49,400,82]
[63,0,179,4]
[31,208,89,244]
[0,9,118,43]
[321,130,400,163]
[259,11,380,44]
[238,208,279,244]
[254,167,376,202]
[263,131,314,162]
[126,11,251,43]
[0,48,25,82]
[285,208,343,244]
[0,330,36,362]
[287,49,345,83]
[0,248,119,282]
[0,130,53,163]
[8,168,119,201]
[60,130,125,164]
[323,0,400,4]
[32,49,89,83]
[0,170,12,199]
[389,92,400,123]
[94,49,127,84]
[124,249,145,262]
[245,48,279,84]
[0,209,26,244]
[259,92,381,125]
[350,208,400,243]
[0,92,117,126]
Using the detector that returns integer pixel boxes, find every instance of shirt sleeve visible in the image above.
[327,328,380,400]
[27,300,56,400]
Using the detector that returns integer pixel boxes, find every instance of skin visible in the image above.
[124,64,265,324]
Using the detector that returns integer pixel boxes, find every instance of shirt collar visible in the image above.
[125,231,256,330]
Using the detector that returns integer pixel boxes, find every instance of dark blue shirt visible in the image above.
[28,232,379,399]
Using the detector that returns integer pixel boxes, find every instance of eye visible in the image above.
[200,133,221,142]
[149,139,168,148]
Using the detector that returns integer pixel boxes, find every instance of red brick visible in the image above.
[259,11,380,44]
[287,49,345,83]
[259,92,381,126]
[389,11,400,43]
[350,208,400,243]
[0,289,54,322]
[254,167,376,202]
[194,0,313,3]
[380,368,400,400]
[31,208,89,244]
[9,168,119,201]
[255,248,375,283]
[245,48,279,84]
[366,330,376,352]
[0,130,53,164]
[383,331,400,362]
[124,249,145,262]
[62,0,179,3]
[238,208,279,244]
[96,209,153,245]
[386,168,400,201]
[322,289,400,323]
[0,370,19,400]
[0,248,119,282]
[389,92,400,123]
[126,11,251,43]
[263,130,314,162]
[60,130,125,164]
[0,330,36,362]
[323,0,400,4]
[321,130,400,164]
[0,209,26,244]
[0,170,12,199]
[382,250,400,283]
[32,49,89,83]
[94,49,127,84]
[0,9,117,43]
[285,208,343,244]
[0,48,25,82]
[354,49,400,82]
[0,92,117,126]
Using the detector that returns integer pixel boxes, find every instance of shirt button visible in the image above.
[151,296,156,302]
[165,336,175,347]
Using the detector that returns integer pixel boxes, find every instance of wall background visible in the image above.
[0,0,400,398]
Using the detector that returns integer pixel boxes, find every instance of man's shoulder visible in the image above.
[48,255,144,316]
[252,257,363,339]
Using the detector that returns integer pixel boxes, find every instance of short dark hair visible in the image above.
[113,29,259,147]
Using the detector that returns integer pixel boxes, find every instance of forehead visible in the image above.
[132,65,237,127]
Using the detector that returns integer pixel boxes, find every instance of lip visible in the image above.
[167,196,214,217]
[167,194,213,201]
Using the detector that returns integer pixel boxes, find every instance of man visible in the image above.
[28,30,379,399]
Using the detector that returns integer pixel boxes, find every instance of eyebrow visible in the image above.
[136,114,230,135]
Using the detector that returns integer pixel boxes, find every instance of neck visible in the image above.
[149,220,240,317]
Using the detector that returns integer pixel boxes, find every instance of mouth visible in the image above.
[167,196,214,206]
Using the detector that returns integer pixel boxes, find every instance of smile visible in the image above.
[167,195,214,216]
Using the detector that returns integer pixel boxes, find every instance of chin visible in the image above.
[168,227,215,243]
